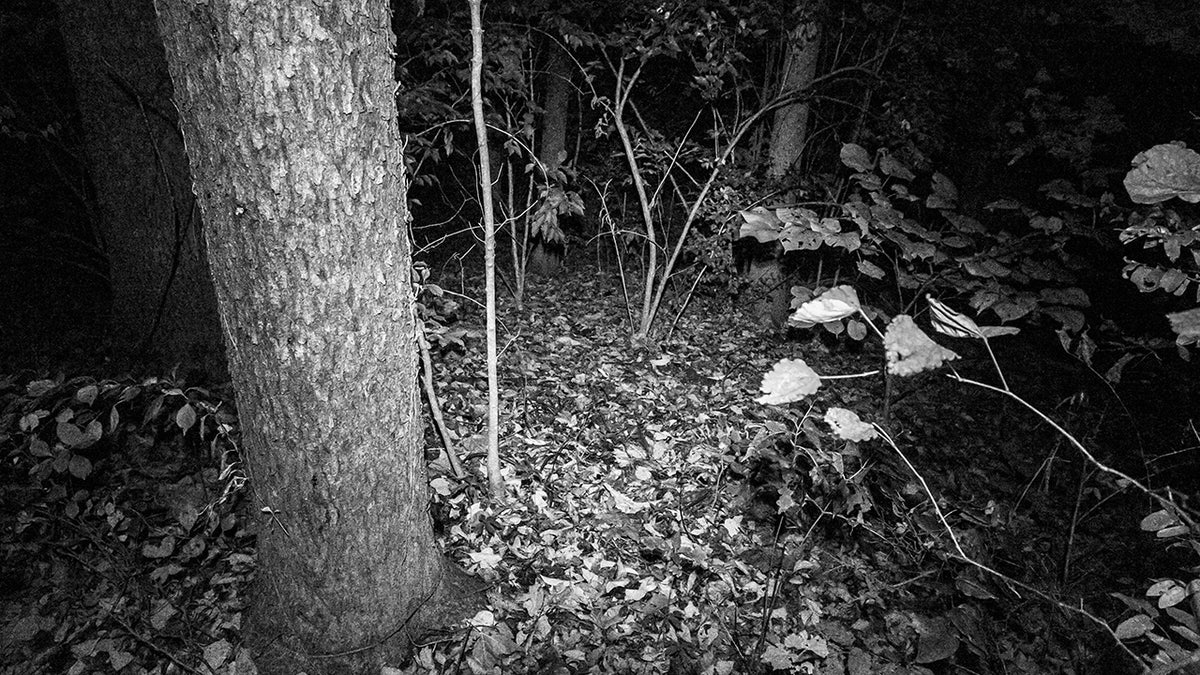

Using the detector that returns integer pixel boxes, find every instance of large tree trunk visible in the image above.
[767,6,824,180]
[55,0,223,375]
[154,2,446,671]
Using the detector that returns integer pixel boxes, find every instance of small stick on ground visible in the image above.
[418,329,465,479]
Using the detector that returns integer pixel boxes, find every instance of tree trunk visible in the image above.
[767,8,823,180]
[155,2,446,671]
[539,45,571,170]
[529,43,573,274]
[55,0,224,375]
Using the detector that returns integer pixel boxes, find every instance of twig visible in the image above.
[418,327,465,479]
[109,614,208,675]
[946,372,1197,530]
[664,266,706,342]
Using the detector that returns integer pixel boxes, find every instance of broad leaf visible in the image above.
[840,143,873,172]
[737,207,782,242]
[1124,143,1200,204]
[825,407,878,442]
[1114,614,1155,640]
[789,286,861,325]
[1167,307,1200,345]
[757,359,821,405]
[885,315,959,376]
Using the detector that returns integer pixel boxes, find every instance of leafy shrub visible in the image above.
[737,143,1100,342]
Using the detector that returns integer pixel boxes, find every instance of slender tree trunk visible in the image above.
[468,0,504,498]
[56,0,223,375]
[768,6,824,180]
[155,2,446,671]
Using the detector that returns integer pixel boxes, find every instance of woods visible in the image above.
[3,0,1200,673]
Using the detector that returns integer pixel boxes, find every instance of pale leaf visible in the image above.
[790,286,861,325]
[756,359,821,404]
[1124,143,1200,204]
[1167,307,1200,345]
[885,315,959,376]
[825,407,878,442]
[927,294,983,339]
[737,207,783,242]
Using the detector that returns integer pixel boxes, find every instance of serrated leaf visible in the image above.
[825,407,878,442]
[884,315,959,376]
[756,359,821,405]
[1124,143,1200,204]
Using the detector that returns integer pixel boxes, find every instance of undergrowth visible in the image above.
[2,266,1194,674]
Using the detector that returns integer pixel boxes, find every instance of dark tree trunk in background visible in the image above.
[529,44,573,274]
[539,45,571,170]
[155,1,447,672]
[55,0,223,374]
[768,5,823,181]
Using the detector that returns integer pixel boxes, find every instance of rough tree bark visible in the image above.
[154,1,450,672]
[767,4,824,180]
[56,0,223,374]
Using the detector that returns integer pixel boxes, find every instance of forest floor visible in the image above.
[2,259,1196,674]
